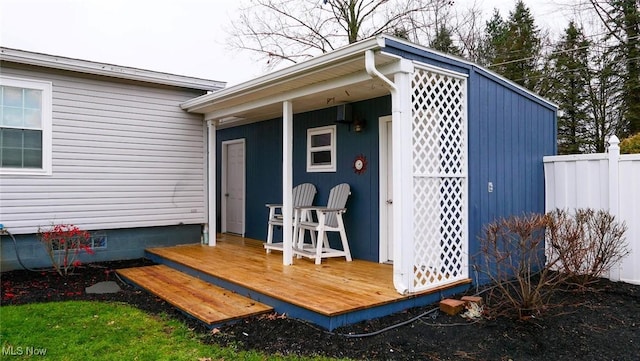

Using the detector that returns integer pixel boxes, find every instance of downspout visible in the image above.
[365,50,409,295]
[365,50,397,91]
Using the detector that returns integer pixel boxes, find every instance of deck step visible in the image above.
[117,265,273,326]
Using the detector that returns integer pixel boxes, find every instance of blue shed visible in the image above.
[182,35,557,295]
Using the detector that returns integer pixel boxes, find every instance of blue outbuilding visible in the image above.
[182,35,557,295]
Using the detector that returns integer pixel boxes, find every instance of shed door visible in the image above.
[379,115,393,263]
[223,140,245,235]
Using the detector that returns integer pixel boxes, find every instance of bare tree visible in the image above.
[584,0,640,135]
[227,0,449,68]
[450,1,487,63]
[585,44,626,152]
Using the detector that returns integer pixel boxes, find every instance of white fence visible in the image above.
[544,136,640,285]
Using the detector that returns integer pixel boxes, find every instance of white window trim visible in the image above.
[306,125,336,173]
[0,76,53,176]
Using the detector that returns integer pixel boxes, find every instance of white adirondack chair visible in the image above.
[293,183,352,264]
[264,183,316,253]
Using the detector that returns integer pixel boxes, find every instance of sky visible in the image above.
[0,0,573,86]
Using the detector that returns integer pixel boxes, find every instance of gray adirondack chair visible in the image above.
[264,183,316,253]
[293,183,352,264]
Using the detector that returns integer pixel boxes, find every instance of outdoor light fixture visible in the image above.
[335,103,366,132]
[353,117,366,132]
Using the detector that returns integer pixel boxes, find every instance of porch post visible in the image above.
[207,119,217,246]
[282,100,294,265]
[392,67,414,294]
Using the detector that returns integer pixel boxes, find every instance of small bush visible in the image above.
[37,224,94,276]
[620,133,640,154]
[546,208,629,287]
[478,213,566,319]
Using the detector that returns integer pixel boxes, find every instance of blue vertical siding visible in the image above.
[216,119,283,239]
[466,70,556,282]
[217,96,391,262]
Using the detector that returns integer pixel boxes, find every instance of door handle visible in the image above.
[225,193,230,197]
[386,199,393,204]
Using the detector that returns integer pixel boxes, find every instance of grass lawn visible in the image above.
[0,301,333,361]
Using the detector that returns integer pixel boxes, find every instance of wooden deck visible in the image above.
[128,234,471,330]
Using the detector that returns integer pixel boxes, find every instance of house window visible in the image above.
[51,230,108,252]
[0,76,53,175]
[307,125,336,172]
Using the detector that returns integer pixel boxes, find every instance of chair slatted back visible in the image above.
[325,183,350,227]
[293,183,316,208]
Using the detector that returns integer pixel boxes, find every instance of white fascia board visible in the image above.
[0,47,225,91]
[181,37,386,112]
[201,58,402,122]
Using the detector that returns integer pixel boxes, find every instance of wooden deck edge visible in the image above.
[325,278,473,317]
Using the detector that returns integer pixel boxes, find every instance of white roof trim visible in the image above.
[181,37,385,112]
[0,47,225,91]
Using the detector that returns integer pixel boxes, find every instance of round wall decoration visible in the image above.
[353,154,368,174]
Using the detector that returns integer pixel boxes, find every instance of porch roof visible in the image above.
[180,34,556,127]
[180,36,400,128]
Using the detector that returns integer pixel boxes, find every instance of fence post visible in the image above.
[608,135,621,281]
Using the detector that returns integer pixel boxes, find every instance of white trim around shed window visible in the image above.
[306,125,336,173]
[0,75,53,176]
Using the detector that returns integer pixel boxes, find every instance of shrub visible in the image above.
[37,224,94,276]
[620,133,640,154]
[546,208,629,287]
[478,213,566,319]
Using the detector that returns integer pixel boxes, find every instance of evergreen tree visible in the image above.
[482,1,543,92]
[502,1,542,90]
[615,0,640,135]
[430,24,461,56]
[549,22,592,154]
[589,0,640,135]
[479,9,508,67]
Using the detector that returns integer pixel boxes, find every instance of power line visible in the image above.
[486,35,640,68]
[509,56,640,83]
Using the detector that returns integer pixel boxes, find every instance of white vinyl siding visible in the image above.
[0,65,208,234]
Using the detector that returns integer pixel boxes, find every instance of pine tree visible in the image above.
[615,0,640,135]
[502,1,542,90]
[430,24,461,56]
[549,22,592,154]
[480,9,508,67]
[589,0,640,135]
[482,1,543,92]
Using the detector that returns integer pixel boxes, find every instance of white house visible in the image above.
[0,47,224,271]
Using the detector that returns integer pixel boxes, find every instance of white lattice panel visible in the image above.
[411,68,467,291]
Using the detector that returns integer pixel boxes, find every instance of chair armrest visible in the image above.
[296,206,346,213]
[266,204,283,209]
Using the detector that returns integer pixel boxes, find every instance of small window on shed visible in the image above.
[307,125,336,172]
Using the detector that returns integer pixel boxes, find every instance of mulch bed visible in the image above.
[2,258,639,360]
